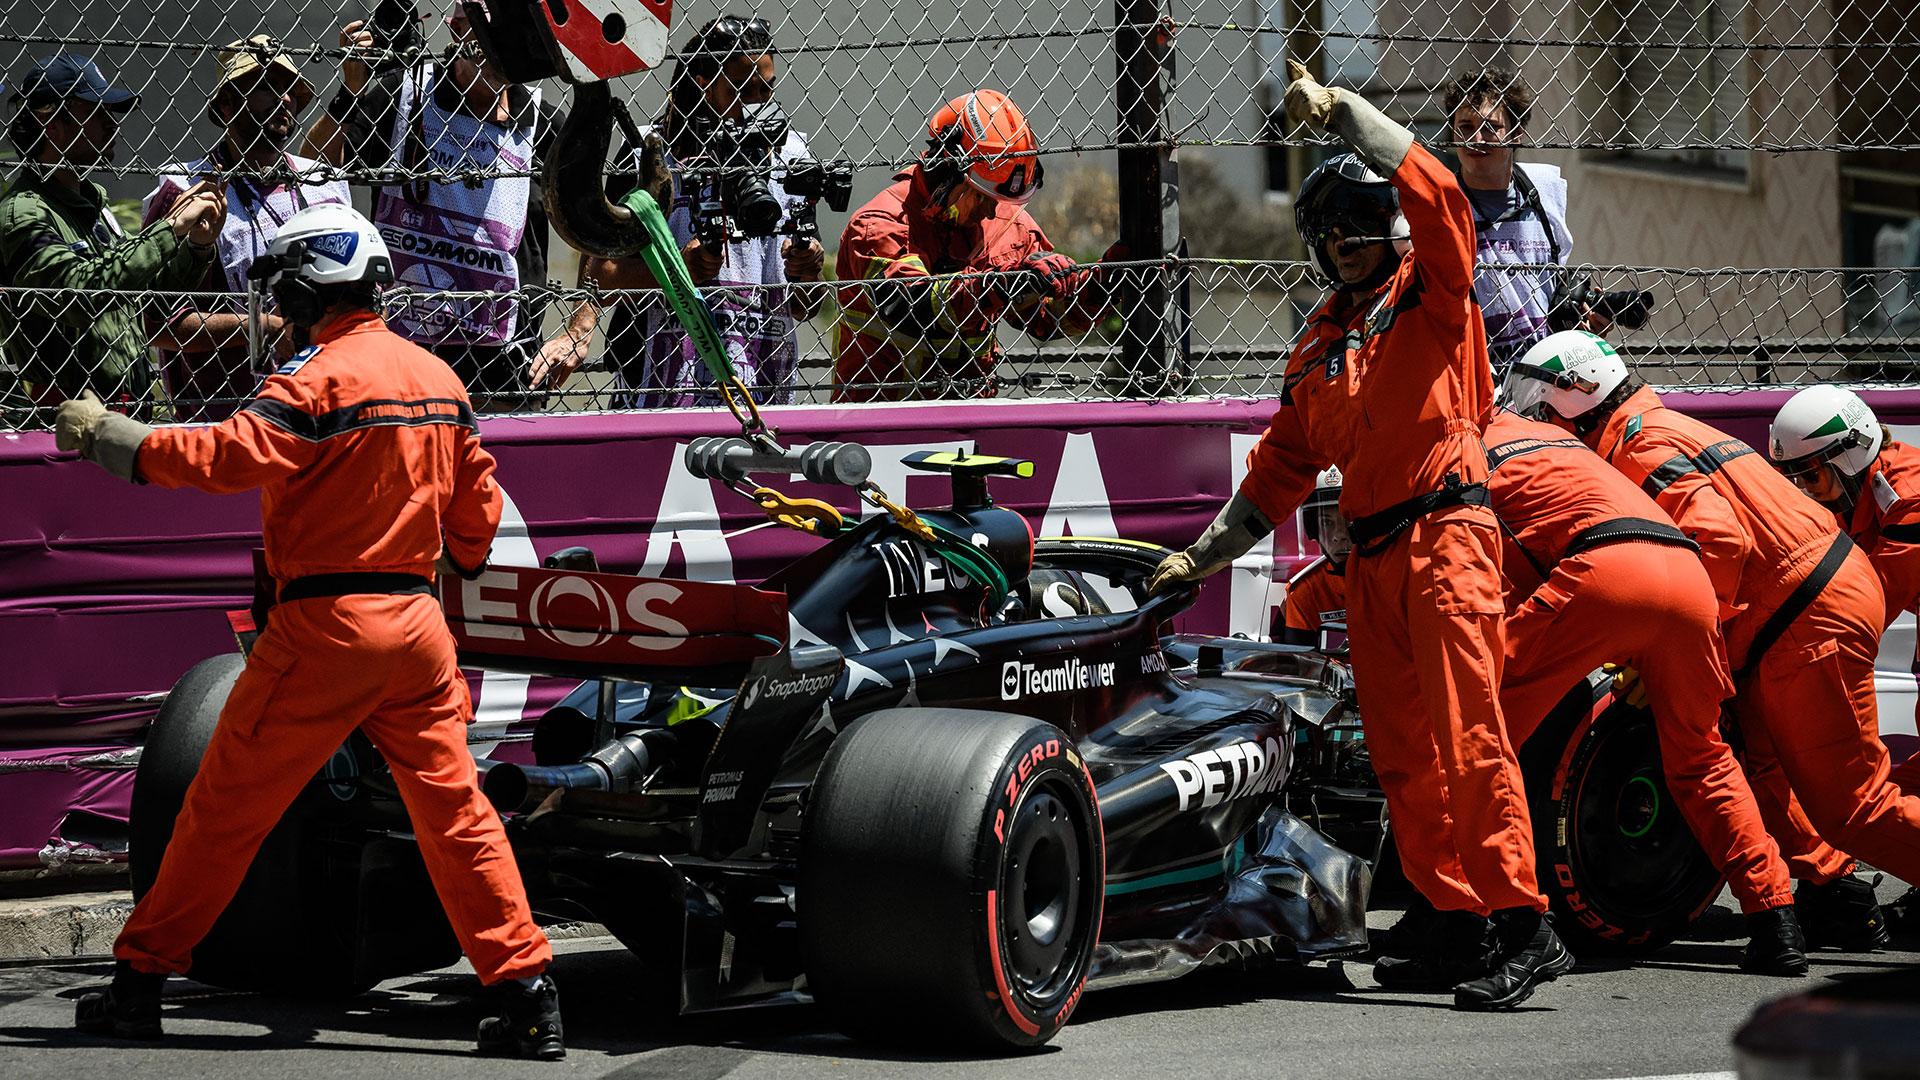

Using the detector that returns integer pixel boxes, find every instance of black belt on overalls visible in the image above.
[278,572,437,604]
[1733,533,1854,681]
[1502,515,1699,584]
[1347,474,1493,558]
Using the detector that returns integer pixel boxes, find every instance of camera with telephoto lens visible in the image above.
[683,101,854,247]
[1548,274,1654,333]
[366,0,426,63]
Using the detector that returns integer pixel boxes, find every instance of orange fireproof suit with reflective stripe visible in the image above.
[1240,143,1543,917]
[1280,556,1347,640]
[1596,386,1920,885]
[831,166,1096,402]
[1484,409,1792,912]
[1834,439,1920,790]
[112,310,552,985]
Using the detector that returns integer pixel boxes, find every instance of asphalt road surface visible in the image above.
[3,884,1914,1080]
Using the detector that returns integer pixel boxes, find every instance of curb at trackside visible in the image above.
[0,890,609,963]
[0,891,134,962]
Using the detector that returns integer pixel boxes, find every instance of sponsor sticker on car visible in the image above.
[1158,737,1288,812]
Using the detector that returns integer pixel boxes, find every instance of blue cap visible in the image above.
[13,55,138,110]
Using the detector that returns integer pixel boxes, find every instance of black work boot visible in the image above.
[476,974,565,1060]
[1373,910,1495,991]
[1885,886,1919,946]
[1739,905,1809,976]
[1796,872,1890,952]
[1453,908,1575,1011]
[1371,891,1440,961]
[74,960,165,1040]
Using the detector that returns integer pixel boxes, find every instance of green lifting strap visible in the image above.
[619,188,738,387]
[922,519,1013,610]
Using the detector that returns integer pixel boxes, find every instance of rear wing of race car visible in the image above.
[443,564,788,688]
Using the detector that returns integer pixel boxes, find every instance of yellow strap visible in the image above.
[861,483,938,543]
[753,486,846,535]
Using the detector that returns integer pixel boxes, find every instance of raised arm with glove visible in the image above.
[1146,492,1274,594]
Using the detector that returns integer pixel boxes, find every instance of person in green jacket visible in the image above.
[1,55,225,423]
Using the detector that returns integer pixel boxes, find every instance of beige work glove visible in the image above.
[1147,491,1275,595]
[1284,60,1338,129]
[54,390,108,453]
[1146,550,1202,595]
[55,391,152,483]
[1603,662,1650,709]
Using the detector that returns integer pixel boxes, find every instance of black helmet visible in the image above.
[1295,153,1407,290]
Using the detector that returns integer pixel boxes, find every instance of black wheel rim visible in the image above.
[999,777,1092,1004]
[1567,707,1717,921]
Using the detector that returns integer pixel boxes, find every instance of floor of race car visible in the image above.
[0,877,1912,1080]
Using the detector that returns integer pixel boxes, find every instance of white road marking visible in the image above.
[1590,1073,1735,1080]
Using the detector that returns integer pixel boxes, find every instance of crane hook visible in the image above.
[544,81,673,259]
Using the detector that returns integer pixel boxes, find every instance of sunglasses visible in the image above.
[696,16,772,53]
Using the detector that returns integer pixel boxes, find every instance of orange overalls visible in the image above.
[1833,439,1920,790]
[1279,556,1348,641]
[1597,386,1920,885]
[1484,410,1792,912]
[1242,143,1543,917]
[113,310,552,985]
[831,166,1094,402]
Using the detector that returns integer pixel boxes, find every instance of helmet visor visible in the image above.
[1772,440,1849,483]
[964,156,1042,204]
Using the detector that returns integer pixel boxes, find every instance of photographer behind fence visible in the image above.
[832,89,1122,403]
[571,15,848,408]
[1,55,224,423]
[306,1,583,412]
[1443,66,1649,376]
[142,37,352,421]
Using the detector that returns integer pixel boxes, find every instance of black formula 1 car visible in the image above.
[131,446,1721,1050]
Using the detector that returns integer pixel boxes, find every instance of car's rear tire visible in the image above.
[799,708,1104,1051]
[1520,677,1724,956]
[131,653,456,996]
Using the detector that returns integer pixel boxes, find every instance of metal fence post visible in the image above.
[1113,0,1173,393]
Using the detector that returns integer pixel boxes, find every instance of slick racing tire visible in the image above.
[131,654,399,996]
[800,708,1104,1051]
[1520,677,1723,956]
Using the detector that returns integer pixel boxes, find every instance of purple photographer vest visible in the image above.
[374,66,535,348]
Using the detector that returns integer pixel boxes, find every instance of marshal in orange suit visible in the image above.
[56,205,563,1058]
[1149,63,1567,1011]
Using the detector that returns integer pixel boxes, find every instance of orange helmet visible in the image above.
[924,89,1043,204]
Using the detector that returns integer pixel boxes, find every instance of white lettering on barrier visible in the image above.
[1229,431,1283,641]
[642,443,735,583]
[1040,431,1119,540]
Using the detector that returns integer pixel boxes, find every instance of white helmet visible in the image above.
[1505,330,1630,427]
[248,204,394,329]
[1302,466,1350,563]
[258,203,393,287]
[1769,385,1883,510]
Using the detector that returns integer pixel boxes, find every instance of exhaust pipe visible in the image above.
[483,728,676,813]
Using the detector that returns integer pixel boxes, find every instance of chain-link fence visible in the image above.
[1,0,1916,425]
